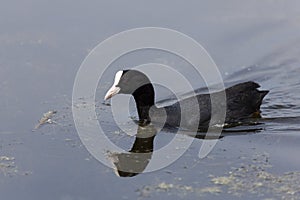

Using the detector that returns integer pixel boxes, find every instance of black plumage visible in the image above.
[105,70,269,131]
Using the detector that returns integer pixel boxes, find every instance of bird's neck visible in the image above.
[132,84,155,125]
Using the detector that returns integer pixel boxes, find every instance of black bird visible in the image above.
[104,70,269,131]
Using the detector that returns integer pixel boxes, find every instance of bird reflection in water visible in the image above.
[108,124,156,177]
[107,121,265,177]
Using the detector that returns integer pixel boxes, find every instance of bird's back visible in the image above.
[156,81,268,130]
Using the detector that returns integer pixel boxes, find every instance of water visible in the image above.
[1,1,300,199]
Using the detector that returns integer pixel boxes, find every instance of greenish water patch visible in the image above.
[136,153,300,199]
[0,156,30,176]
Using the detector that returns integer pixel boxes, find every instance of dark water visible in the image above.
[1,1,300,200]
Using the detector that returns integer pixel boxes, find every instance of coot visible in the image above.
[104,70,269,131]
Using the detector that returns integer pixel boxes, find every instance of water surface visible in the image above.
[1,1,300,199]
